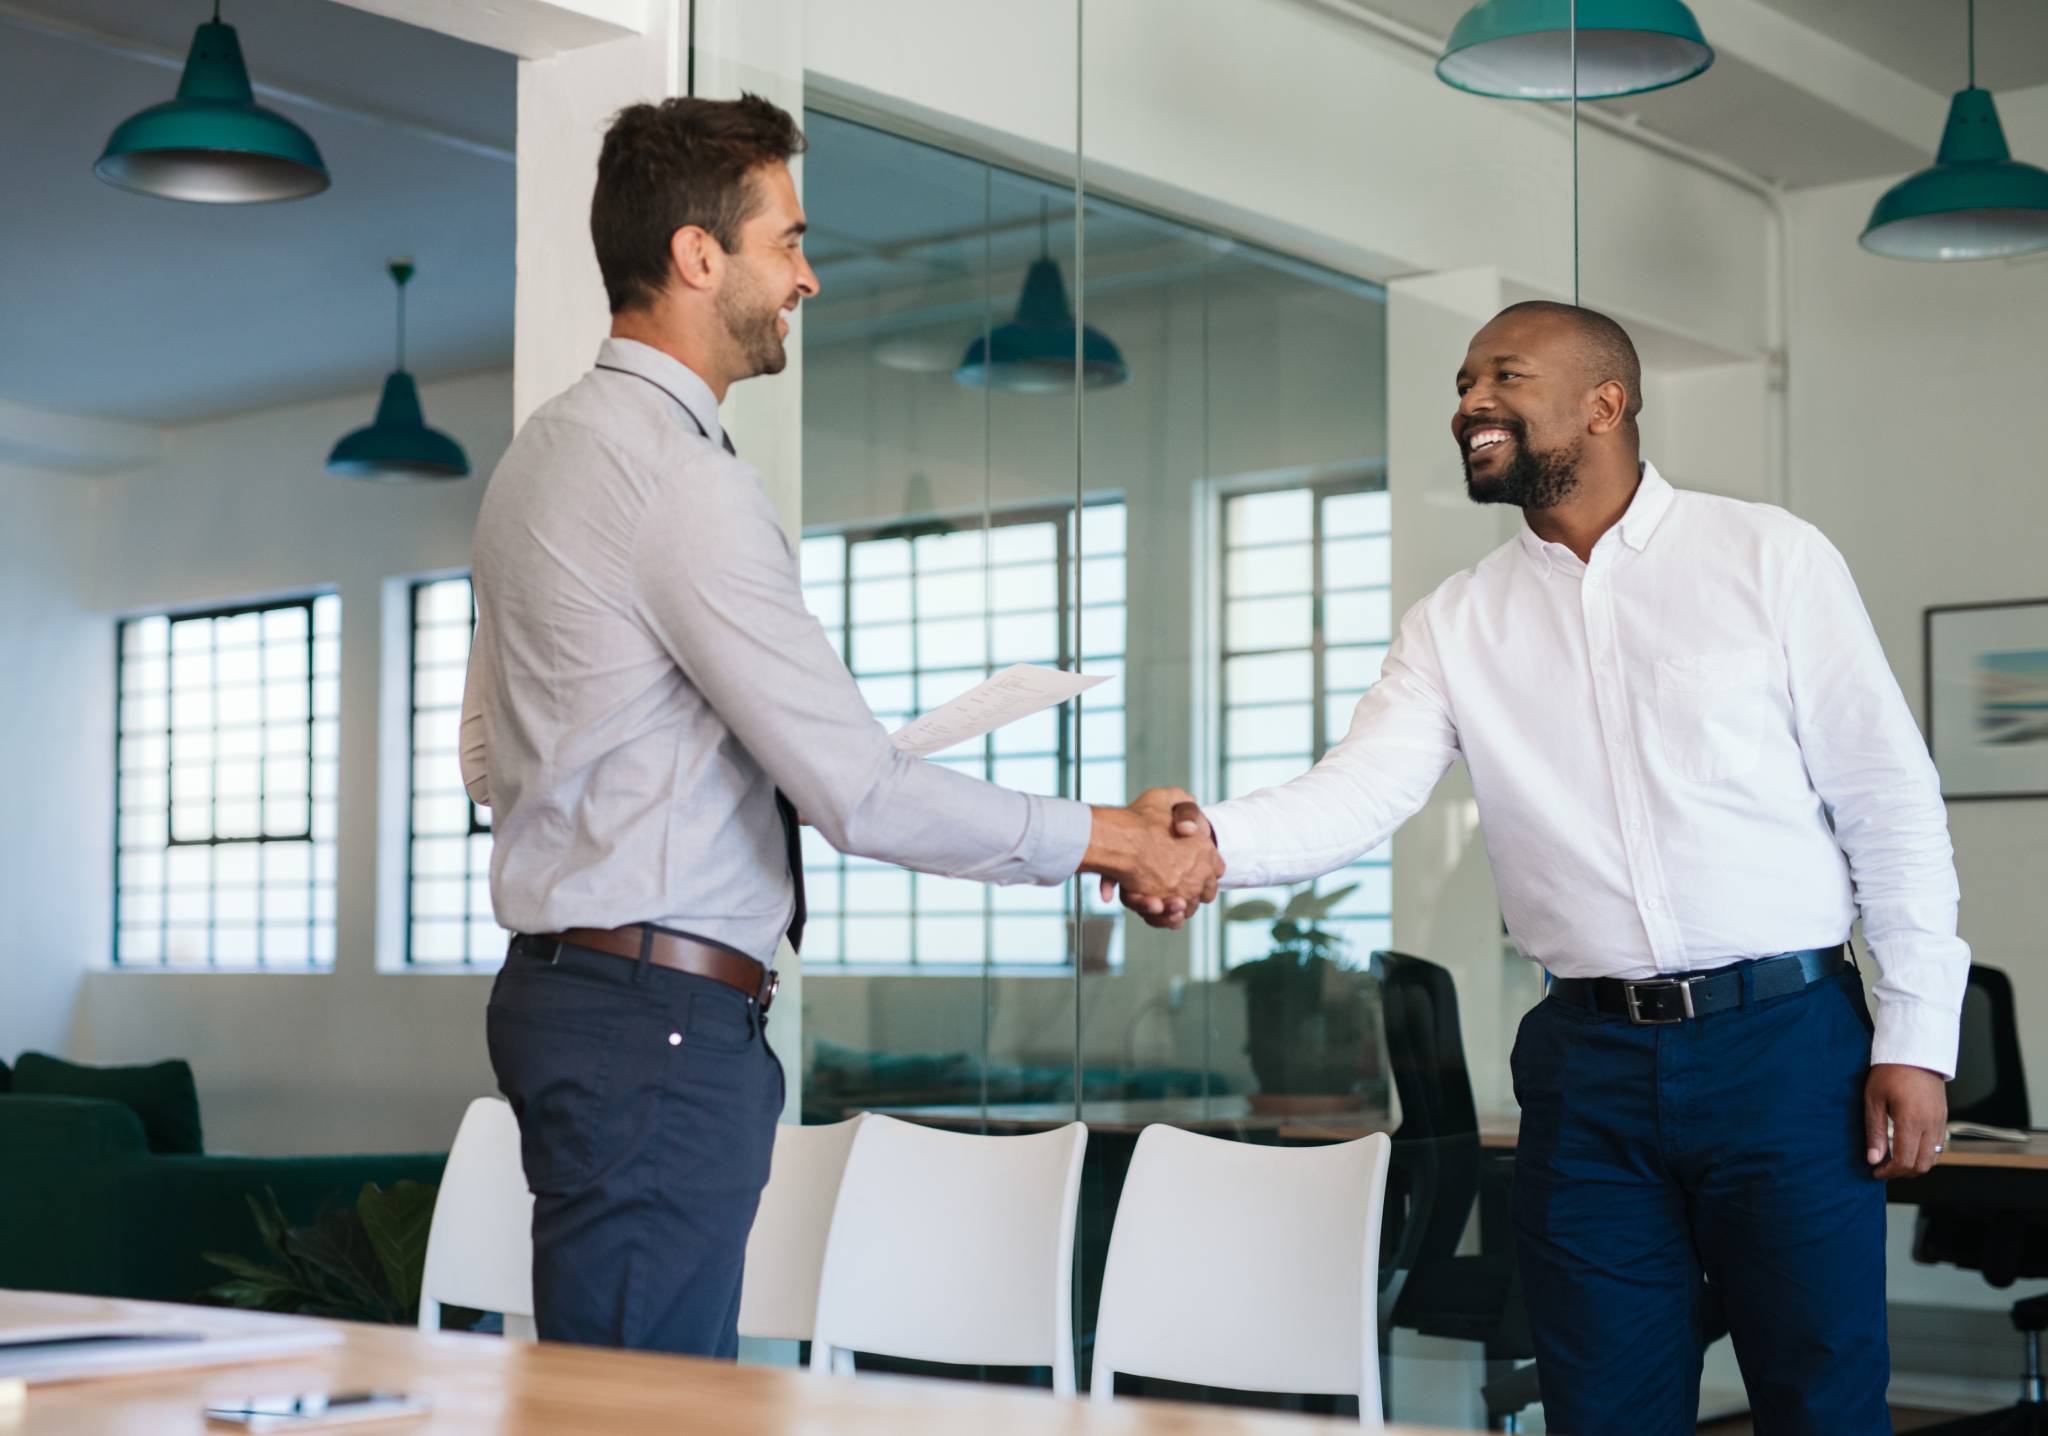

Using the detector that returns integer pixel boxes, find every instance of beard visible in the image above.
[716,269,791,379]
[1464,428,1583,510]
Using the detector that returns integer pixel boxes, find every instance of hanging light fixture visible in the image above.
[956,201,1129,393]
[1437,0,1712,101]
[94,2,329,204]
[1860,2,2048,261]
[327,262,470,483]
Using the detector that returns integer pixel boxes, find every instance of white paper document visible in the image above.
[890,663,1108,758]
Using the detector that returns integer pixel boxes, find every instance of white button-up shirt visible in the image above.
[1206,464,1968,1075]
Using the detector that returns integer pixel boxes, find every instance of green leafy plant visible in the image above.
[203,1180,448,1326]
[1224,882,1376,1097]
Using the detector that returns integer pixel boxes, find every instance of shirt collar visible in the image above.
[1516,460,1676,573]
[1619,461,1675,551]
[596,337,726,448]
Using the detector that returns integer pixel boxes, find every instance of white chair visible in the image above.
[809,1115,1088,1393]
[738,1115,865,1341]
[1091,1125,1393,1424]
[418,1096,536,1339]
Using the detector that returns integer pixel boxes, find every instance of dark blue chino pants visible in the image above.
[485,935,783,1356]
[1510,962,1891,1436]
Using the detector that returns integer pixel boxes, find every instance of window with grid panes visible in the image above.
[114,595,340,968]
[407,576,508,965]
[796,501,1127,969]
[1219,480,1393,967]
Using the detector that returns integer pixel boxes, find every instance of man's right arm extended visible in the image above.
[1116,600,1461,924]
[632,455,1218,906]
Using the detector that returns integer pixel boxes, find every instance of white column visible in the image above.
[690,0,810,1123]
[513,8,683,427]
[1385,268,1520,1116]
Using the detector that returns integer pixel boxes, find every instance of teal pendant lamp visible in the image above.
[957,203,1129,393]
[1438,0,1712,100]
[1860,2,2048,261]
[327,262,470,483]
[95,2,329,204]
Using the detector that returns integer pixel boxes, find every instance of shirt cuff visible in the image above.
[1869,996,1961,1080]
[1204,803,1265,891]
[1024,796,1094,886]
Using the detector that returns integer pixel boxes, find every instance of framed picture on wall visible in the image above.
[1924,598,2048,802]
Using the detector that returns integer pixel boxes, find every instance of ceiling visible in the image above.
[1350,0,2048,190]
[3,0,2043,446]
[0,0,513,429]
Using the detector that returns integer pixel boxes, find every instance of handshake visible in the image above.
[1081,787,1221,932]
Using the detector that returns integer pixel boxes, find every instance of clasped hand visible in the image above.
[1083,788,1219,932]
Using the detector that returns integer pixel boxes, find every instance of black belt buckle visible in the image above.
[1625,976,1698,1025]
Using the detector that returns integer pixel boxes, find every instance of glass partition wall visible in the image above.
[796,95,1390,1404]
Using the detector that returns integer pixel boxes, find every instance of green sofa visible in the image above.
[0,1053,445,1305]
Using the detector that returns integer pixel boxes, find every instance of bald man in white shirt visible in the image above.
[1116,302,1967,1436]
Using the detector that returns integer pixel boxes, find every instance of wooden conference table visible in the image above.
[872,1096,2048,1183]
[1,1291,1466,1436]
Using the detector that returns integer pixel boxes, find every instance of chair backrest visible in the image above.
[1092,1125,1392,1424]
[1377,951,1479,1141]
[1949,965,2030,1130]
[1375,952,1482,1277]
[418,1097,535,1337]
[738,1115,864,1342]
[809,1115,1087,1393]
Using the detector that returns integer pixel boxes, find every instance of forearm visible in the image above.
[1204,745,1441,889]
[823,745,1092,885]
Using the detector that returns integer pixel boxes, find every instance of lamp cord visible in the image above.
[396,281,407,372]
[1570,0,1580,307]
[1968,0,1976,89]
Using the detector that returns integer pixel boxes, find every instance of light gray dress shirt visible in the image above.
[461,338,1092,961]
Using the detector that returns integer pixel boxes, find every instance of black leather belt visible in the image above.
[1548,946,1849,1025]
[528,925,778,1012]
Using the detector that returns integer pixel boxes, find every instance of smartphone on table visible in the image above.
[203,1390,429,1429]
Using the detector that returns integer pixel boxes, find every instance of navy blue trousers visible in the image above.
[1510,963,1890,1436]
[485,936,783,1356]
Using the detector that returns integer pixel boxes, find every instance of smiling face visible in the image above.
[713,162,819,379]
[1451,311,1598,511]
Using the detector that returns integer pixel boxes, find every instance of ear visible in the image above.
[1586,378,1629,437]
[666,225,724,296]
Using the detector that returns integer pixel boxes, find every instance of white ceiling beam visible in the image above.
[1675,0,1948,152]
[0,2,513,164]
[0,401,164,476]
[325,0,649,61]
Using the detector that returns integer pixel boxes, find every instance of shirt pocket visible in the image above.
[1653,645,1775,783]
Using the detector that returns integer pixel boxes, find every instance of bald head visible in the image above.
[1490,301,1643,432]
[1452,301,1646,511]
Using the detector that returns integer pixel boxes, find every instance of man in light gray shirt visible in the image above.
[459,94,1218,1357]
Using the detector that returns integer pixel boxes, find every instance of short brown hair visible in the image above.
[591,94,808,314]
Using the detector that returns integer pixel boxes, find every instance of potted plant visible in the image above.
[1223,883,1380,1112]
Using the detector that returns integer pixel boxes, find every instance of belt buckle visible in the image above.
[1624,977,1696,1025]
[760,968,781,1012]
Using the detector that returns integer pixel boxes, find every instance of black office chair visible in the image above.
[1373,950,1539,1431]
[1912,964,2048,1435]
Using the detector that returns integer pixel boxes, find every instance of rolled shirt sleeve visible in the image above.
[630,455,1091,887]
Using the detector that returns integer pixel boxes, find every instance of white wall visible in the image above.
[0,462,108,1070]
[1780,83,2048,1320]
[46,371,515,1155]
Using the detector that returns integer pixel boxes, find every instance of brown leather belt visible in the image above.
[535,925,779,1012]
